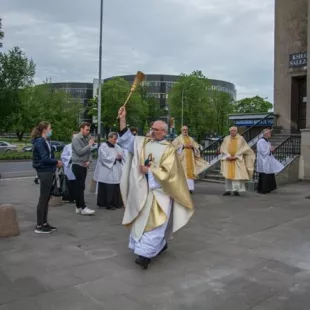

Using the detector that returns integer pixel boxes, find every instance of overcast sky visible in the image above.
[1,0,274,101]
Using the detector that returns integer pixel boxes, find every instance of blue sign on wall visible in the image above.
[235,119,273,127]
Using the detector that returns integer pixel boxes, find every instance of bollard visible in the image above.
[0,204,20,238]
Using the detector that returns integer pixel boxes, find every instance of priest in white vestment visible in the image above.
[172,126,209,193]
[256,129,284,194]
[117,107,194,269]
[93,132,125,210]
[61,133,77,203]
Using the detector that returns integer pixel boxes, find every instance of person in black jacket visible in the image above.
[31,121,62,234]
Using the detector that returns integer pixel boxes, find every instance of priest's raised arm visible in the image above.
[117,107,135,154]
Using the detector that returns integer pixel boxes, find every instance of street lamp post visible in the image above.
[181,88,185,128]
[97,0,104,146]
[181,83,194,127]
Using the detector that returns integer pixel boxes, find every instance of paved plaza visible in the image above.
[1,176,310,309]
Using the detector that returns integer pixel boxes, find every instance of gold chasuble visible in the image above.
[220,134,255,181]
[172,135,209,179]
[120,136,194,241]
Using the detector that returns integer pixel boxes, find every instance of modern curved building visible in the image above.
[102,74,236,110]
[39,82,93,123]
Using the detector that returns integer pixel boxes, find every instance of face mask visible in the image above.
[46,130,52,138]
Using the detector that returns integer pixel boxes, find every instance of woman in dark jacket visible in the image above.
[31,121,62,234]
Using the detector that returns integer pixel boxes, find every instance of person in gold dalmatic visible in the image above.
[117,107,194,270]
[220,127,255,196]
[172,126,209,193]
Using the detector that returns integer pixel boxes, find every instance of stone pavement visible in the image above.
[1,177,310,309]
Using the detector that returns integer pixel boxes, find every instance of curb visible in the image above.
[0,160,32,162]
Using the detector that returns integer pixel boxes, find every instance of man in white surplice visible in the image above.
[117,107,194,269]
[93,132,125,210]
[256,129,284,194]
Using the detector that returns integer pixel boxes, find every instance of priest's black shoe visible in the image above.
[135,256,151,269]
[233,191,240,196]
[222,191,231,196]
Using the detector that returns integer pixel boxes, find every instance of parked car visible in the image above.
[21,145,33,152]
[50,141,65,152]
[0,141,17,153]
[22,142,59,153]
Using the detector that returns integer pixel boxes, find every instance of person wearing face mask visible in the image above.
[117,107,194,270]
[31,121,63,234]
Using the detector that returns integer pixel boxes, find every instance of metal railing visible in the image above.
[201,113,275,164]
[252,135,301,181]
[201,135,225,163]
[242,113,275,142]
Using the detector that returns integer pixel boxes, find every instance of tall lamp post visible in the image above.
[181,83,194,127]
[97,0,104,146]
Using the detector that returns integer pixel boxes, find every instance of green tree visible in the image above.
[168,70,213,142]
[10,84,82,141]
[0,18,4,47]
[209,90,234,135]
[139,85,164,123]
[233,96,273,113]
[88,77,147,136]
[0,46,35,130]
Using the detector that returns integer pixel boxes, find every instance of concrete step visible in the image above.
[271,134,291,138]
[203,173,225,181]
[199,178,225,184]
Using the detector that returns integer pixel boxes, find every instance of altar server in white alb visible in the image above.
[256,129,284,194]
[93,132,125,210]
[117,106,194,270]
[61,133,77,203]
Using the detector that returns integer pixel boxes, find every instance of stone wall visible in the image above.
[274,0,308,130]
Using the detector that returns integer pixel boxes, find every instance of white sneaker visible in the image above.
[81,207,95,215]
[75,208,81,214]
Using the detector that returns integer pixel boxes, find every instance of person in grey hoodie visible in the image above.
[71,122,96,215]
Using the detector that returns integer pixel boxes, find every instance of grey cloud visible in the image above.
[2,0,274,100]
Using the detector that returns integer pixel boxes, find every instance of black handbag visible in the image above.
[50,168,65,197]
[61,175,70,199]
